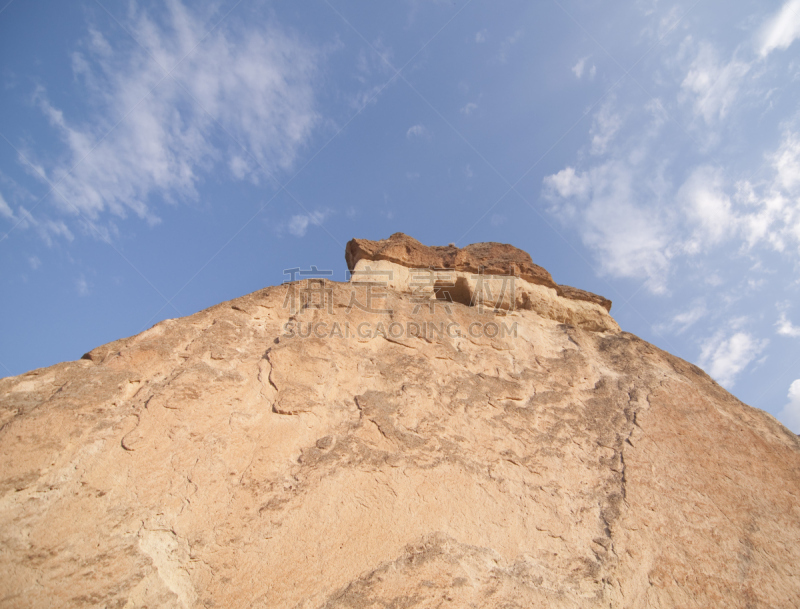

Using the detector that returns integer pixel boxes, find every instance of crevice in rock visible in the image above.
[434,276,472,307]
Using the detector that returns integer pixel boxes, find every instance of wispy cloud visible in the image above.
[677,166,736,253]
[757,0,800,57]
[0,192,13,219]
[771,130,800,193]
[4,205,74,246]
[677,1,800,131]
[655,300,708,335]
[589,99,621,155]
[543,166,590,199]
[17,1,322,236]
[497,30,522,64]
[737,130,800,252]
[543,161,672,293]
[543,15,800,298]
[287,210,330,237]
[350,38,395,110]
[698,329,768,388]
[460,102,478,116]
[406,124,427,139]
[572,56,595,79]
[76,275,90,297]
[777,312,800,337]
[680,42,750,124]
[778,379,800,433]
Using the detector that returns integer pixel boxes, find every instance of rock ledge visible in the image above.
[346,232,612,311]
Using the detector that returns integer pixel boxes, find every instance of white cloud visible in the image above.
[287,210,329,237]
[572,56,595,79]
[460,102,478,115]
[737,130,800,252]
[572,57,588,78]
[28,256,41,270]
[777,312,800,337]
[698,330,768,388]
[680,42,750,123]
[229,156,251,181]
[475,30,487,44]
[757,0,800,57]
[548,126,800,286]
[542,112,800,296]
[0,192,13,219]
[497,30,523,63]
[772,131,800,193]
[678,166,736,252]
[658,6,683,39]
[544,162,671,292]
[354,39,394,81]
[26,1,321,232]
[544,8,800,301]
[580,168,671,292]
[464,164,473,178]
[9,206,75,246]
[589,100,622,155]
[406,124,426,139]
[777,379,800,433]
[76,275,90,297]
[542,166,590,200]
[350,38,395,110]
[655,300,708,334]
[490,213,505,226]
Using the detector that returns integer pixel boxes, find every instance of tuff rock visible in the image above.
[1,235,799,608]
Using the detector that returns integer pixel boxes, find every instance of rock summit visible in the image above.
[1,235,799,608]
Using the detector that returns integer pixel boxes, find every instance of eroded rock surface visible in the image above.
[346,232,613,311]
[1,240,799,608]
[348,255,618,333]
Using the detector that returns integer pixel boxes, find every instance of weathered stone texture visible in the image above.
[346,233,613,311]
[0,239,798,608]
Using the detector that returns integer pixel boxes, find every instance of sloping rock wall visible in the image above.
[1,240,798,608]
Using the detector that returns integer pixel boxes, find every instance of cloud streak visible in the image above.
[287,210,330,237]
[757,0,800,57]
[19,1,322,233]
[543,161,672,293]
[698,330,768,388]
[406,124,427,139]
[680,43,750,124]
[777,313,800,338]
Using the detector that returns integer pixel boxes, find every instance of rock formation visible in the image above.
[1,234,799,608]
[346,232,612,311]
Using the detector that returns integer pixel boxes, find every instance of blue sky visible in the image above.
[1,0,800,429]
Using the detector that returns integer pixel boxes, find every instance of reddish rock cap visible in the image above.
[345,233,612,311]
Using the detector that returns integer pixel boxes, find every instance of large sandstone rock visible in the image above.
[346,258,619,333]
[346,233,613,311]
[1,236,799,608]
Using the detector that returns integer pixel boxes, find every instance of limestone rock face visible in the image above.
[1,237,799,608]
